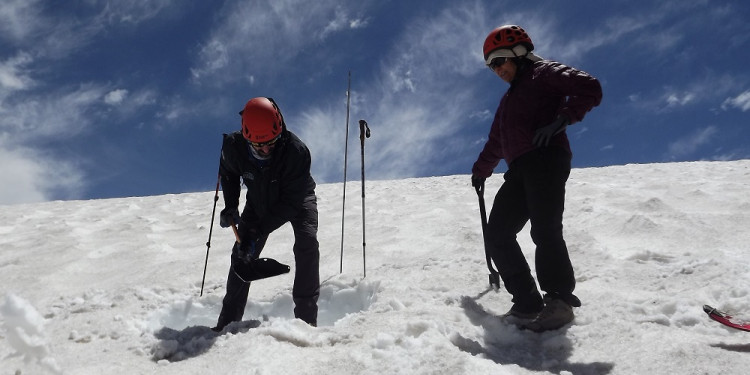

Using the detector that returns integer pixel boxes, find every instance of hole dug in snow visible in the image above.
[148,277,378,361]
[149,277,379,331]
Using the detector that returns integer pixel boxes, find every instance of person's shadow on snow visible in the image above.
[151,320,261,362]
[454,293,614,375]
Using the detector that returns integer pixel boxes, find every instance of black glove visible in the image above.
[236,226,262,262]
[237,240,258,263]
[533,116,569,147]
[219,207,240,228]
[471,174,486,189]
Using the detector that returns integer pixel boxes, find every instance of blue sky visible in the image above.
[1,0,749,205]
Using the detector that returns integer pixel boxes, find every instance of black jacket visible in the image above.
[219,130,316,236]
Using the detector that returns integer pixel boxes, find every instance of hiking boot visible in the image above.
[521,296,574,332]
[500,302,543,324]
[211,316,236,333]
[504,304,542,319]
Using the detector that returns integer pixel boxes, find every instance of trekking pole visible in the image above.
[340,71,351,274]
[475,181,500,290]
[359,119,371,278]
[200,171,221,296]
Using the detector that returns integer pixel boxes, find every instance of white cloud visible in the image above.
[104,89,129,105]
[539,15,650,63]
[1,84,107,140]
[665,92,696,108]
[321,7,367,39]
[632,74,743,113]
[189,1,506,180]
[349,18,368,29]
[0,140,84,204]
[0,83,119,201]
[667,125,718,160]
[294,106,347,183]
[336,3,493,179]
[721,90,750,112]
[0,0,43,43]
[0,53,35,94]
[190,1,370,84]
[469,109,493,122]
[97,0,174,25]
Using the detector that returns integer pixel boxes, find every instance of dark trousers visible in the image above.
[217,196,320,327]
[486,148,575,307]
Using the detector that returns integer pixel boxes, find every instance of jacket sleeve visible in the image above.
[219,134,242,211]
[259,142,314,234]
[472,111,505,178]
[543,63,602,124]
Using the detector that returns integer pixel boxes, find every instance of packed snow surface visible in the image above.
[2,160,750,374]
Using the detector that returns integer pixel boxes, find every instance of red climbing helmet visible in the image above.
[240,97,284,143]
[482,25,534,60]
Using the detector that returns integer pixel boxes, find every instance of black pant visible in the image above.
[217,196,320,327]
[486,148,575,307]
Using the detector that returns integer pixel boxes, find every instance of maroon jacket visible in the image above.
[472,60,602,177]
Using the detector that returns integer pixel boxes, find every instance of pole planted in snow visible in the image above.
[359,119,371,278]
[200,171,221,296]
[340,71,351,274]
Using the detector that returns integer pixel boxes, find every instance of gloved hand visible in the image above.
[219,207,240,228]
[237,226,262,262]
[237,240,257,263]
[471,174,486,189]
[533,116,569,147]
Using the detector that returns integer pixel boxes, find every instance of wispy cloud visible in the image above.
[192,1,504,182]
[0,52,35,98]
[0,83,112,202]
[95,0,175,25]
[1,84,108,140]
[629,73,746,114]
[1,0,747,203]
[721,90,750,112]
[0,1,184,203]
[293,105,348,183]
[311,2,495,180]
[538,14,651,63]
[0,0,43,43]
[0,138,84,204]
[666,125,718,160]
[321,6,369,38]
[190,0,368,83]
[664,91,696,108]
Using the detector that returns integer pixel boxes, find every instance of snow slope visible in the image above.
[2,160,750,374]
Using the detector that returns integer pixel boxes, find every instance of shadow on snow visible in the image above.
[151,320,261,362]
[453,293,615,375]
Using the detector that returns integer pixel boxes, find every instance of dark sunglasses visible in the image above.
[250,134,281,148]
[487,56,509,70]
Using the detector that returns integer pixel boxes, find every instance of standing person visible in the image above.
[214,97,320,331]
[471,25,602,332]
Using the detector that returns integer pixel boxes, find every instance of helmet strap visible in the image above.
[266,97,287,131]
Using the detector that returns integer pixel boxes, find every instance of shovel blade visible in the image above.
[232,257,290,283]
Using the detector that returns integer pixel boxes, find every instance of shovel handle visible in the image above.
[475,180,500,290]
[230,220,241,243]
[230,220,258,259]
[474,180,484,197]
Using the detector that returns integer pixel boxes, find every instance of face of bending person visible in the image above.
[491,58,517,83]
[249,133,281,158]
[251,143,275,157]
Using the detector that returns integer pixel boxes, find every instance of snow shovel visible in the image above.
[230,223,290,283]
[475,182,501,290]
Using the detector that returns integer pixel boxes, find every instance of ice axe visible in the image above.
[475,181,501,290]
[230,221,290,283]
